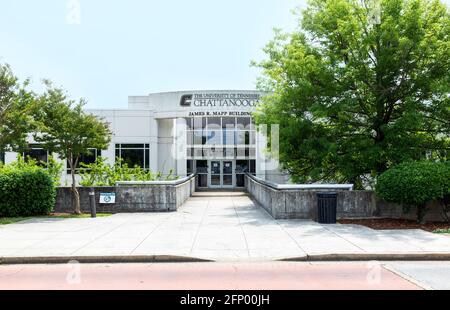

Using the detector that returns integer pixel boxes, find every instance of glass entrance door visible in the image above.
[209,161,221,187]
[208,160,235,188]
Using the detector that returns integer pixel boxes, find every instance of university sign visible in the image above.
[180,93,261,108]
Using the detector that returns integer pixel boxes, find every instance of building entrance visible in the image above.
[208,160,235,188]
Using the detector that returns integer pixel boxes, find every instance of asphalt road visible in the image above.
[1,261,448,290]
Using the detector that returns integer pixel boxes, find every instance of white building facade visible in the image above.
[2,90,288,188]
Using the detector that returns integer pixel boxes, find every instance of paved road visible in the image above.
[1,192,450,261]
[0,262,433,290]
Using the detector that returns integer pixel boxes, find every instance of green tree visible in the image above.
[254,0,450,188]
[0,64,36,151]
[34,83,112,214]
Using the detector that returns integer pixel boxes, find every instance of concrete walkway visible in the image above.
[1,192,450,262]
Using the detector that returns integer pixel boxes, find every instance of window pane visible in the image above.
[236,117,250,130]
[193,130,203,145]
[207,117,221,130]
[222,117,235,130]
[223,130,235,145]
[250,160,256,174]
[194,118,206,130]
[186,131,193,145]
[196,160,208,174]
[245,131,250,145]
[145,149,150,169]
[198,174,208,187]
[120,149,144,168]
[186,118,193,130]
[250,131,256,145]
[206,131,221,145]
[24,149,48,165]
[223,175,233,186]
[187,160,193,174]
[236,174,245,187]
[120,144,145,149]
[223,147,235,158]
[236,131,246,145]
[236,160,249,173]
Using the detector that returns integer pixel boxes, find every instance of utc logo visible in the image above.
[180,94,193,107]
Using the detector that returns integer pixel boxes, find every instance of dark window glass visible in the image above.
[23,146,49,166]
[67,150,102,174]
[187,160,193,175]
[223,175,233,186]
[120,149,145,168]
[120,144,146,149]
[236,174,245,187]
[245,131,250,145]
[115,144,150,169]
[196,160,208,174]
[198,174,208,187]
[250,160,256,174]
[236,160,249,173]
[186,118,193,130]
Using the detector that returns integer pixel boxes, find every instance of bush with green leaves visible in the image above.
[79,157,177,187]
[0,163,56,217]
[376,161,450,223]
[10,155,63,187]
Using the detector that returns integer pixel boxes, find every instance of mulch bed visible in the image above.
[338,218,450,232]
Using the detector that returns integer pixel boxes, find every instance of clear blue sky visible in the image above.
[0,0,302,108]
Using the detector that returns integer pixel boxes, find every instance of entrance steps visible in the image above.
[192,189,248,198]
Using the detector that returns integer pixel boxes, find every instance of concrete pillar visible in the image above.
[175,118,187,177]
[149,117,159,173]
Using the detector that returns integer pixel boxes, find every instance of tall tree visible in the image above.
[254,0,450,188]
[0,64,36,152]
[34,84,112,214]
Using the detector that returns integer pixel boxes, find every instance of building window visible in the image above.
[187,160,193,175]
[23,144,51,166]
[115,144,150,169]
[67,149,102,174]
[186,117,256,159]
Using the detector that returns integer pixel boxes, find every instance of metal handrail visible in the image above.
[245,173,353,191]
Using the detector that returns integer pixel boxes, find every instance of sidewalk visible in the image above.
[1,193,450,263]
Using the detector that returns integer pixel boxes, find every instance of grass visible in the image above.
[0,213,112,225]
[0,217,31,225]
[434,229,450,234]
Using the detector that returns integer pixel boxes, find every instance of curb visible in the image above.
[280,253,450,262]
[0,255,213,265]
[2,253,450,265]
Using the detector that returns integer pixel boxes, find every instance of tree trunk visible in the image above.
[69,154,81,215]
[417,204,428,225]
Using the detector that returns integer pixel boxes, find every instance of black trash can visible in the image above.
[317,192,338,224]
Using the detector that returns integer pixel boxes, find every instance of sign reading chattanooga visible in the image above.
[180,93,260,108]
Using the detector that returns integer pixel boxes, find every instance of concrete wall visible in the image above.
[55,176,196,213]
[245,175,447,222]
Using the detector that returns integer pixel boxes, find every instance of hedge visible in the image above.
[0,166,56,217]
[376,161,450,223]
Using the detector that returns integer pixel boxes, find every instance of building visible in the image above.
[2,90,288,188]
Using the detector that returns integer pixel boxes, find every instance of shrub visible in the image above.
[0,165,56,217]
[376,161,450,223]
[79,157,177,187]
